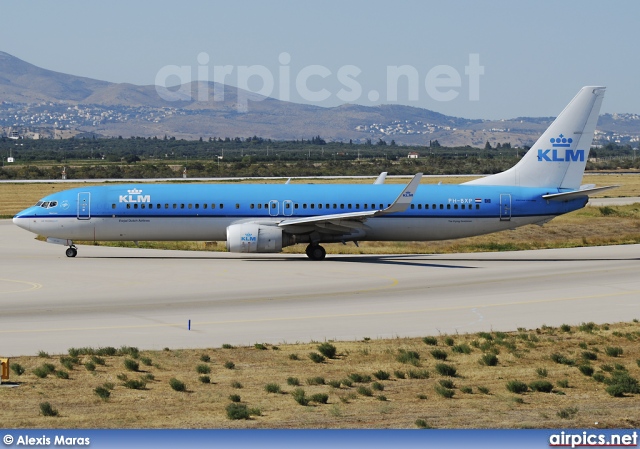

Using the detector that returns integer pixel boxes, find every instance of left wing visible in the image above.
[277,173,422,233]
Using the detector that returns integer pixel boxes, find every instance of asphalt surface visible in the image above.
[1,219,639,356]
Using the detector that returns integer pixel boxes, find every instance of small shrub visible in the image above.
[91,355,106,366]
[506,380,528,394]
[123,379,146,390]
[348,373,371,383]
[536,368,548,378]
[417,393,428,399]
[224,361,235,369]
[33,367,50,378]
[334,378,350,388]
[196,364,211,374]
[477,386,490,394]
[606,384,627,397]
[415,419,431,428]
[394,370,405,379]
[407,369,430,379]
[560,324,571,332]
[97,347,117,356]
[435,363,457,377]
[372,382,384,391]
[310,393,329,404]
[557,407,578,419]
[288,353,299,360]
[357,386,373,397]
[226,403,249,420]
[309,352,325,364]
[229,394,241,403]
[142,373,155,382]
[84,361,96,372]
[579,322,598,333]
[140,357,152,366]
[265,383,281,393]
[422,336,438,346]
[430,349,448,360]
[605,372,640,395]
[578,365,595,376]
[550,353,575,366]
[59,357,75,371]
[248,408,262,416]
[10,363,25,376]
[452,344,472,354]
[601,364,614,372]
[557,379,570,388]
[529,381,553,393]
[592,373,606,383]
[199,375,210,384]
[124,359,139,372]
[38,350,49,358]
[169,378,186,392]
[582,351,598,361]
[254,343,268,350]
[579,342,588,349]
[328,380,341,388]
[397,349,420,366]
[94,386,111,401]
[306,377,325,386]
[439,379,455,389]
[605,347,623,357]
[55,370,69,379]
[479,353,498,366]
[444,337,455,346]
[39,402,58,417]
[377,395,387,401]
[460,386,473,394]
[231,381,243,389]
[287,377,300,386]
[116,373,128,381]
[614,363,626,372]
[373,370,390,380]
[292,388,309,406]
[118,346,140,359]
[221,344,234,349]
[317,343,337,359]
[434,385,455,398]
[199,354,211,362]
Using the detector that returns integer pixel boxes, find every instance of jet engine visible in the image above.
[226,223,294,253]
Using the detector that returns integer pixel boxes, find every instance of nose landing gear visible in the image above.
[65,245,78,258]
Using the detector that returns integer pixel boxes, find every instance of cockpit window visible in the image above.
[48,201,58,208]
[35,201,43,207]
[41,202,50,208]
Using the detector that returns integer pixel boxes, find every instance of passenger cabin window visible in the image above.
[112,204,116,209]
[126,204,131,209]
[236,204,240,209]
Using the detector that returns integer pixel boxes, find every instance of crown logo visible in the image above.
[550,134,572,148]
[127,188,142,194]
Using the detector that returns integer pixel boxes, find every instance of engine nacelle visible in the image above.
[226,223,290,253]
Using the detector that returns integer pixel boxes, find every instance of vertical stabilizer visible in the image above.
[465,86,605,189]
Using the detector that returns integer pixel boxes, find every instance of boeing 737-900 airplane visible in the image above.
[13,86,616,260]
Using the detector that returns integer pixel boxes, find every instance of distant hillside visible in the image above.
[1,51,638,147]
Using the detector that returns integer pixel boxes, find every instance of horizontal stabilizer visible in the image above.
[541,185,619,201]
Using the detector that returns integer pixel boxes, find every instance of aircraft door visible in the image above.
[499,194,511,221]
[283,200,293,216]
[268,200,279,217]
[77,192,91,220]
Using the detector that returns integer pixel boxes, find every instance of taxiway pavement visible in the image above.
[1,220,639,356]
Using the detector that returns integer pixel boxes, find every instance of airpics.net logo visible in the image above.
[155,52,485,112]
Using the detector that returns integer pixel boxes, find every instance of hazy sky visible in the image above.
[2,0,638,119]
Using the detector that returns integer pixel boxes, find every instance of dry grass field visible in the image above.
[4,322,639,429]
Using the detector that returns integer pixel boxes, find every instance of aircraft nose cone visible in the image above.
[13,214,30,232]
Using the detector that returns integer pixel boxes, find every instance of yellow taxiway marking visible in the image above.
[1,287,638,335]
[0,278,43,294]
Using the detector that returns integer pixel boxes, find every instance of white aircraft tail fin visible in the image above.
[465,86,605,189]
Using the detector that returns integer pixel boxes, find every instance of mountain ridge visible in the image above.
[1,51,638,146]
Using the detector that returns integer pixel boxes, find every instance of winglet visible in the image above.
[373,172,388,184]
[376,173,422,215]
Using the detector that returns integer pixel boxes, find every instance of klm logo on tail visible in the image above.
[537,134,585,162]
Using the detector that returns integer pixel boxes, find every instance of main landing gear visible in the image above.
[65,245,78,258]
[305,243,326,261]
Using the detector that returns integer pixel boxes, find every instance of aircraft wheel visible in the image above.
[306,244,326,261]
[66,247,77,258]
